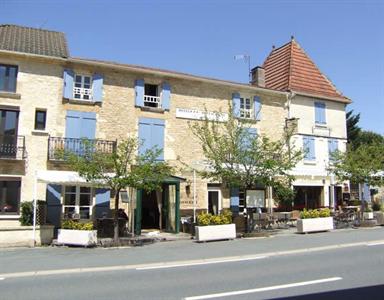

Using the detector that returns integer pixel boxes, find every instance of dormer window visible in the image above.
[74,75,92,100]
[144,84,160,108]
[240,97,252,119]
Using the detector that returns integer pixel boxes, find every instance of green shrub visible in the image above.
[372,202,381,211]
[19,201,34,226]
[197,210,232,226]
[61,219,94,230]
[300,208,330,219]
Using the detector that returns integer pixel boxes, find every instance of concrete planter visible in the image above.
[363,212,374,220]
[195,224,236,242]
[57,229,97,247]
[0,225,54,248]
[374,212,384,225]
[297,217,334,233]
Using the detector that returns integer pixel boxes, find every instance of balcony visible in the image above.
[48,137,116,161]
[73,87,93,101]
[0,135,26,160]
[144,95,161,108]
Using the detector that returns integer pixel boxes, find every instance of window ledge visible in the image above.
[138,106,166,113]
[303,160,317,165]
[63,98,101,106]
[315,123,328,128]
[31,130,49,136]
[0,91,21,99]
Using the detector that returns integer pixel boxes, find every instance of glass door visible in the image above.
[0,109,19,158]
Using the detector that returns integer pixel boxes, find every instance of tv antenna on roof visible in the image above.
[234,54,251,82]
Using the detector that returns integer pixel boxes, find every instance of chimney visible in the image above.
[250,66,265,87]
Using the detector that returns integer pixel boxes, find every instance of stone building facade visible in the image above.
[0,25,350,233]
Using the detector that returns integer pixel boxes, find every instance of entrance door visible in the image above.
[135,182,180,235]
[0,109,19,158]
[208,188,221,215]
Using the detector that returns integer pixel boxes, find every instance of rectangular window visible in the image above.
[0,179,21,214]
[0,65,18,93]
[0,109,19,158]
[63,186,93,219]
[328,139,338,161]
[315,102,326,124]
[144,84,160,108]
[303,136,316,161]
[34,109,47,130]
[240,98,252,119]
[74,75,92,100]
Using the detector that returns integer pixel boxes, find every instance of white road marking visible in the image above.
[367,241,384,246]
[136,256,267,270]
[184,277,342,300]
[0,278,4,281]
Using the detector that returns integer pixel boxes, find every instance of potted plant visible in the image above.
[372,202,384,225]
[297,208,333,233]
[57,219,97,247]
[363,207,374,220]
[195,210,236,242]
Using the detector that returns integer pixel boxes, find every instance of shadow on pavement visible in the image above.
[269,284,384,300]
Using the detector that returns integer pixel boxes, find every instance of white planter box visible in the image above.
[297,217,334,233]
[374,212,384,225]
[195,224,236,242]
[363,212,374,220]
[57,229,97,246]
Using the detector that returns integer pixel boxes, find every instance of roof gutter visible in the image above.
[291,89,352,104]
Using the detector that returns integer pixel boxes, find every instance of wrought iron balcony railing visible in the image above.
[0,135,26,160]
[48,137,117,161]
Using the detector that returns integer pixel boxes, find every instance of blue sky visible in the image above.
[1,0,383,134]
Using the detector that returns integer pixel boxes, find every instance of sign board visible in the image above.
[246,190,265,208]
[120,190,129,203]
[176,108,228,122]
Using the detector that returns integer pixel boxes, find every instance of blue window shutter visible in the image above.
[309,137,316,160]
[254,96,261,120]
[161,82,171,110]
[135,79,144,107]
[315,102,326,124]
[152,121,165,161]
[363,183,371,201]
[328,139,338,159]
[80,112,96,139]
[232,93,240,117]
[230,187,239,214]
[303,136,315,160]
[95,188,111,218]
[92,74,103,102]
[46,184,62,227]
[65,110,82,138]
[245,128,257,149]
[138,118,152,156]
[63,69,74,99]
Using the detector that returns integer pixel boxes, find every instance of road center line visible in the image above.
[136,256,267,270]
[367,241,384,246]
[184,277,342,300]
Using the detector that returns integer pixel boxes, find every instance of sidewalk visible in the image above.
[0,226,382,276]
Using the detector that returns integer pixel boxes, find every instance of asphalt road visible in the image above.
[0,228,384,299]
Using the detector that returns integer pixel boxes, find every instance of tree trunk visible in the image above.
[114,189,120,245]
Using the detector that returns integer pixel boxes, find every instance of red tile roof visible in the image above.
[262,39,350,103]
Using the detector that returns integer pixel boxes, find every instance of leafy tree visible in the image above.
[189,107,302,198]
[346,110,361,146]
[67,138,173,244]
[354,130,384,148]
[331,143,384,187]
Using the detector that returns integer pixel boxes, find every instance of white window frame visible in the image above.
[240,97,252,119]
[207,187,222,215]
[62,186,94,219]
[73,74,93,101]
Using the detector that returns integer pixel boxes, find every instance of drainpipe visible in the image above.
[193,169,197,224]
[32,172,38,247]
